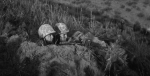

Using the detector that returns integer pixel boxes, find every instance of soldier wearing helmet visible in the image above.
[38,24,60,45]
[72,31,107,47]
[55,23,69,42]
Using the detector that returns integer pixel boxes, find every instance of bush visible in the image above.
[104,1,111,6]
[125,8,132,12]
[137,12,145,18]
[126,1,137,6]
[120,5,125,9]
[135,6,140,11]
[72,0,91,4]
[1,0,150,76]
[143,0,150,6]
[147,16,150,20]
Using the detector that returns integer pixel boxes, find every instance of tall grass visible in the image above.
[0,0,90,42]
[1,0,150,76]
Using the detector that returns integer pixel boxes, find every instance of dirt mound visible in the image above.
[17,41,104,76]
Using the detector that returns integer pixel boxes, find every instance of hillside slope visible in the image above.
[53,0,150,28]
[0,0,150,76]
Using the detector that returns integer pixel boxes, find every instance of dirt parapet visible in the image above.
[17,41,104,76]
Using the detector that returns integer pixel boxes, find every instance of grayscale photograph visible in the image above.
[0,0,150,76]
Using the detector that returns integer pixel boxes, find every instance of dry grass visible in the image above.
[72,0,91,4]
[120,5,125,9]
[137,12,145,18]
[147,16,150,21]
[0,0,150,76]
[125,8,132,12]
[104,1,111,6]
[143,0,150,6]
[126,1,137,7]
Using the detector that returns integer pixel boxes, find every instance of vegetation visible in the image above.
[147,16,150,21]
[120,5,125,9]
[143,0,150,6]
[104,1,111,6]
[125,8,132,12]
[126,1,137,7]
[102,7,113,12]
[137,12,145,18]
[136,6,141,11]
[72,0,91,4]
[0,0,150,76]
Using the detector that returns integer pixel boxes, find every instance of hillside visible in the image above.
[0,0,150,76]
[53,0,150,28]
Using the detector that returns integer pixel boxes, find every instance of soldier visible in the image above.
[38,24,57,45]
[72,31,84,43]
[72,31,107,47]
[55,23,69,43]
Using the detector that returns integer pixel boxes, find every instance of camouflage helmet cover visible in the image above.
[56,23,69,34]
[38,24,56,38]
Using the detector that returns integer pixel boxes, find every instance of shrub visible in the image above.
[1,0,150,76]
[105,43,127,76]
[136,6,141,11]
[104,1,111,6]
[114,11,121,15]
[143,0,150,6]
[72,0,91,4]
[126,1,137,6]
[125,8,132,12]
[147,16,150,20]
[120,5,125,9]
[103,7,112,12]
[137,12,145,18]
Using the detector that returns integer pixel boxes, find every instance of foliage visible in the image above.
[0,0,150,76]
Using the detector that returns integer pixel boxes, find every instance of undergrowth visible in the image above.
[0,0,150,76]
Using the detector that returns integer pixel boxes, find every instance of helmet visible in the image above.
[55,23,69,34]
[38,24,56,38]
